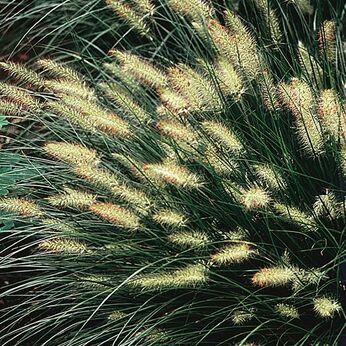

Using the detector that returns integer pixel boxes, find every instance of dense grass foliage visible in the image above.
[0,1,345,345]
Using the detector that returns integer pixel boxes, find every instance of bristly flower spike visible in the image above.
[0,61,44,88]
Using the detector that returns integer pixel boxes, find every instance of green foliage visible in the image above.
[0,1,345,345]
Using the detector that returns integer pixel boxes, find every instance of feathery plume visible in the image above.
[298,41,322,86]
[214,58,243,97]
[313,297,341,318]
[167,0,214,24]
[44,142,99,166]
[0,100,25,116]
[47,188,96,209]
[100,82,149,122]
[274,203,316,230]
[153,209,187,228]
[252,266,296,287]
[60,96,131,138]
[90,202,141,230]
[279,78,324,155]
[157,88,189,115]
[255,0,282,44]
[0,61,44,88]
[108,310,127,321]
[37,59,81,82]
[168,230,209,248]
[202,121,243,153]
[167,64,222,112]
[231,309,255,325]
[0,198,43,217]
[0,83,39,111]
[41,218,77,233]
[38,238,89,254]
[130,263,208,290]
[105,0,150,37]
[275,304,299,319]
[74,164,151,210]
[254,164,286,190]
[241,186,271,210]
[318,89,345,143]
[103,62,142,92]
[208,18,261,80]
[110,50,167,88]
[211,243,257,265]
[45,80,96,101]
[313,191,341,219]
[47,101,97,133]
[143,160,202,188]
[259,70,281,112]
[132,0,155,16]
[318,20,336,64]
[157,119,197,144]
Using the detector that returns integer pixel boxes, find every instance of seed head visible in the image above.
[90,202,141,230]
[275,303,299,319]
[47,188,96,209]
[38,238,89,254]
[44,142,99,166]
[211,243,257,265]
[313,297,341,318]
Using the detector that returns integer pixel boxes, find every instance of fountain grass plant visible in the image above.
[0,0,345,345]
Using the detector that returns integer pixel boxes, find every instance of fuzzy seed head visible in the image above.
[252,266,296,287]
[313,191,341,219]
[313,297,341,318]
[44,142,98,166]
[131,263,208,290]
[38,238,88,254]
[0,198,43,217]
[231,309,255,325]
[255,0,282,44]
[275,303,299,319]
[212,243,256,265]
[0,100,23,116]
[242,187,271,210]
[0,61,44,88]
[37,59,81,82]
[318,20,336,63]
[274,203,315,230]
[108,310,127,321]
[47,188,96,209]
[0,83,39,111]
[157,119,197,144]
[45,80,96,101]
[41,218,77,233]
[153,209,187,228]
[168,64,222,112]
[254,164,286,190]
[208,19,260,79]
[105,0,150,36]
[202,121,243,153]
[319,89,345,143]
[143,161,202,189]
[100,82,149,122]
[168,0,214,23]
[168,230,209,248]
[158,88,189,115]
[110,50,167,88]
[90,202,141,230]
[214,58,243,97]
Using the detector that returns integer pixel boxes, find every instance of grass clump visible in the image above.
[0,1,345,345]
